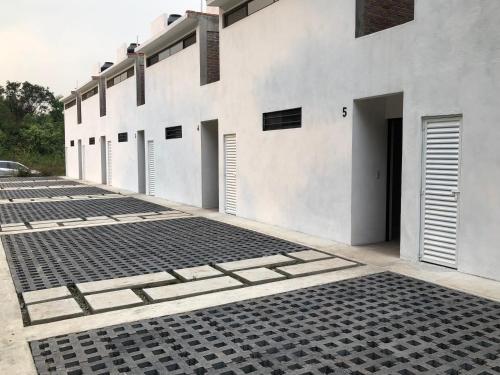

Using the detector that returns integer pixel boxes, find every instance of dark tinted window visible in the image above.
[70,140,75,147]
[147,33,197,67]
[65,99,76,109]
[165,126,182,139]
[89,137,95,145]
[183,33,197,48]
[224,0,278,27]
[118,132,128,142]
[224,4,247,27]
[107,67,135,88]
[263,108,302,131]
[82,86,98,101]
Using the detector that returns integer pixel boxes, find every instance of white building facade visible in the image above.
[63,0,500,282]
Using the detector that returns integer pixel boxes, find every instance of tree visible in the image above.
[0,81,58,122]
[0,81,65,175]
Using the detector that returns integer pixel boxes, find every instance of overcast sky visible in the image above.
[0,0,204,96]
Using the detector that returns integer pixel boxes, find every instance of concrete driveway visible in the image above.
[0,177,499,374]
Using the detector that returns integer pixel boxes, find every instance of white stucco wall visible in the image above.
[80,92,102,183]
[214,0,500,280]
[71,19,221,208]
[64,1,500,281]
[63,106,79,179]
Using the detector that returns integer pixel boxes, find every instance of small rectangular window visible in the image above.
[224,4,248,27]
[65,99,76,109]
[224,0,278,27]
[82,86,98,101]
[70,140,75,147]
[118,132,128,142]
[89,137,95,145]
[147,33,197,67]
[169,41,183,56]
[183,33,197,48]
[107,67,134,88]
[263,108,302,131]
[165,126,182,139]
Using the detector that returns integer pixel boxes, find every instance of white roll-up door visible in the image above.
[421,117,462,268]
[106,141,112,185]
[147,140,156,196]
[224,134,237,215]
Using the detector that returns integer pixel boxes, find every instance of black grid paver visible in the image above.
[0,186,115,200]
[0,176,61,182]
[0,180,81,189]
[3,217,312,292]
[0,197,167,225]
[30,272,500,374]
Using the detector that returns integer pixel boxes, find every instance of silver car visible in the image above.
[0,161,40,177]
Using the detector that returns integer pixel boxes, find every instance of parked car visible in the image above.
[0,161,40,177]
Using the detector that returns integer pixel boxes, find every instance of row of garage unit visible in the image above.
[63,0,500,282]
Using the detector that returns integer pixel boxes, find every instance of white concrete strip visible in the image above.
[0,341,38,374]
[61,219,114,227]
[77,272,177,294]
[287,250,332,262]
[1,222,26,228]
[173,265,223,281]
[30,218,83,225]
[23,286,72,305]
[144,276,242,302]
[24,265,380,341]
[112,212,160,218]
[1,225,28,232]
[27,299,84,324]
[277,258,357,277]
[29,222,60,230]
[217,254,295,271]
[0,194,122,204]
[0,212,193,235]
[85,290,143,313]
[2,225,28,234]
[0,239,37,375]
[116,216,142,222]
[150,213,191,220]
[0,179,61,184]
[233,267,286,285]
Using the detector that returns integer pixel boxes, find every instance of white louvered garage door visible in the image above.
[421,117,462,268]
[224,134,237,215]
[106,141,112,185]
[147,140,156,196]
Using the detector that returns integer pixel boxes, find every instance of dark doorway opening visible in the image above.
[201,120,219,209]
[386,118,402,241]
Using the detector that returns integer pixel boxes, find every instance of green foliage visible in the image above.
[0,81,65,176]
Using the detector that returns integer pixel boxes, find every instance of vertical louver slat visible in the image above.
[224,134,237,215]
[147,140,156,196]
[421,118,461,268]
